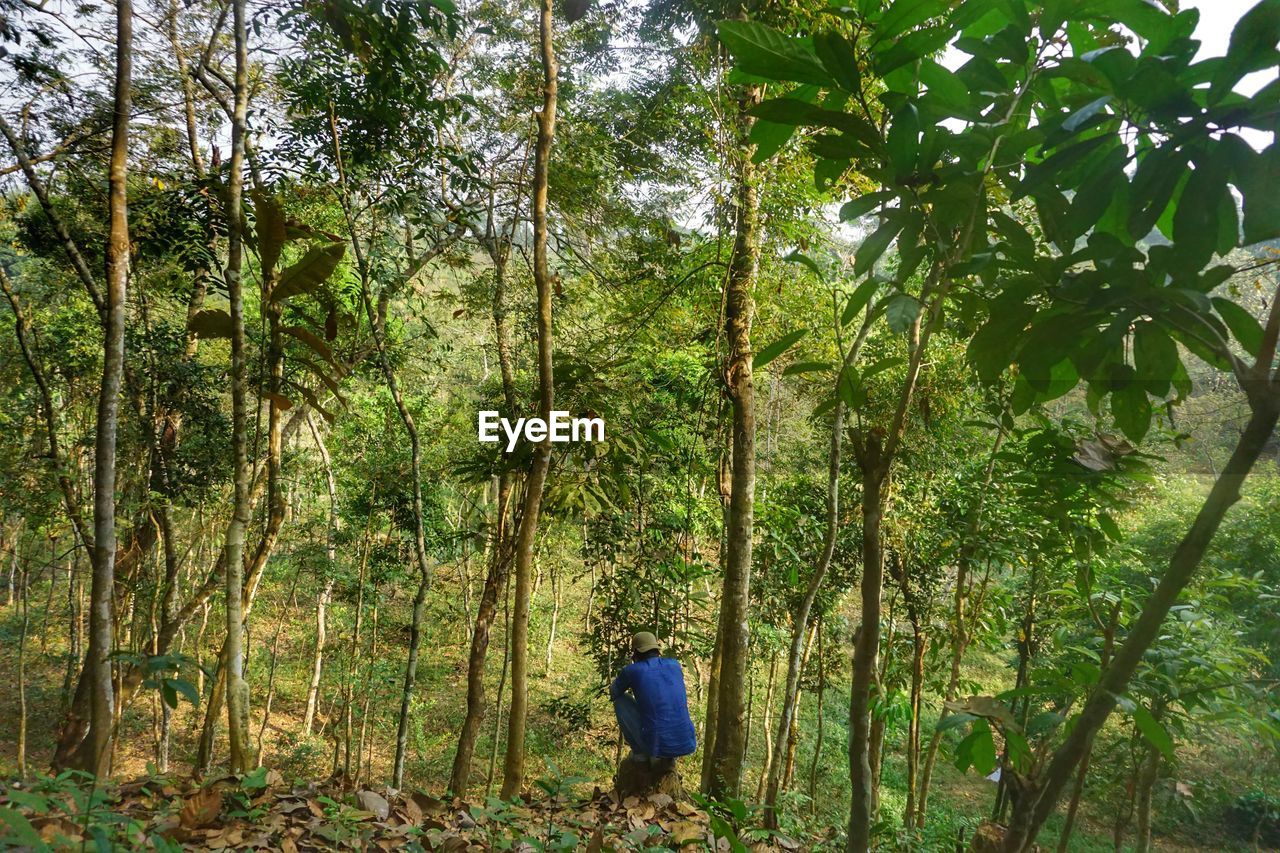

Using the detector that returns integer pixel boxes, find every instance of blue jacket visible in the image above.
[610,656,697,758]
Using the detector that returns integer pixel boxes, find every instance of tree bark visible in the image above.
[847,447,886,852]
[221,0,255,774]
[499,0,557,799]
[303,415,336,735]
[78,0,133,777]
[450,216,521,794]
[1001,397,1280,851]
[708,81,762,801]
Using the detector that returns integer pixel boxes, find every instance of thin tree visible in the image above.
[499,0,558,799]
[707,75,762,800]
[80,0,133,776]
[221,0,256,773]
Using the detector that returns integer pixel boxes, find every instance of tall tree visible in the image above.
[706,72,761,803]
[499,0,558,798]
[221,0,255,774]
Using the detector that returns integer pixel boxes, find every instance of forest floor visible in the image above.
[0,580,1268,851]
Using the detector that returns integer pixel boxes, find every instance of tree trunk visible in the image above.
[847,449,887,852]
[807,617,825,815]
[17,555,29,775]
[220,0,255,776]
[73,0,133,778]
[499,0,557,799]
[1133,736,1161,853]
[765,395,847,826]
[904,622,927,833]
[303,415,337,736]
[1057,604,1119,853]
[1001,398,1280,851]
[755,652,779,799]
[449,219,520,794]
[708,80,762,801]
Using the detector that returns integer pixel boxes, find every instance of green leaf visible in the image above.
[878,0,947,41]
[0,808,48,852]
[717,20,832,86]
[168,677,200,707]
[842,278,881,325]
[862,356,905,378]
[814,31,860,91]
[783,250,825,280]
[1235,142,1280,244]
[749,119,796,163]
[272,243,346,302]
[1212,297,1264,356]
[840,191,894,222]
[886,102,921,177]
[955,718,997,775]
[1211,0,1280,103]
[1133,704,1176,762]
[884,292,922,334]
[855,217,904,276]
[753,328,809,369]
[1111,383,1152,443]
[1061,95,1112,133]
[1133,323,1178,397]
[783,360,833,376]
[188,309,234,339]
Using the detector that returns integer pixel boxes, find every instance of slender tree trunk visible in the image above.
[755,652,779,799]
[17,556,29,776]
[544,563,560,672]
[700,600,725,792]
[807,617,825,815]
[487,578,512,798]
[449,227,520,794]
[304,414,337,735]
[74,0,133,778]
[220,0,255,776]
[1001,398,1280,849]
[1057,605,1119,853]
[708,80,762,801]
[847,451,886,851]
[903,621,927,832]
[500,0,557,798]
[1133,736,1161,853]
[765,394,848,826]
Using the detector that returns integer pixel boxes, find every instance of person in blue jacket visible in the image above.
[610,631,697,769]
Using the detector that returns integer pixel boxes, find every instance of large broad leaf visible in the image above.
[1133,704,1177,762]
[252,191,287,278]
[1212,297,1264,357]
[1111,382,1152,443]
[1210,0,1280,103]
[1235,141,1280,244]
[814,31,860,92]
[841,278,881,325]
[1133,323,1178,397]
[854,217,904,276]
[283,325,340,368]
[753,328,809,369]
[189,309,234,339]
[271,243,346,302]
[717,20,832,86]
[884,291,922,334]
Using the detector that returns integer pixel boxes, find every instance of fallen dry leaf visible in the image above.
[179,786,222,830]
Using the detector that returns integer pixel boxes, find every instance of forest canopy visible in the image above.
[0,0,1278,851]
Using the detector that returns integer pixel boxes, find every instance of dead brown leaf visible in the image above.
[179,786,222,830]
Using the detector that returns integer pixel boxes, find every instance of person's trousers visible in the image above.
[612,692,648,758]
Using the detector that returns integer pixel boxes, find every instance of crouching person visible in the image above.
[610,631,697,793]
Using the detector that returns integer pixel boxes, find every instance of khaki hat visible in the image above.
[632,631,660,654]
